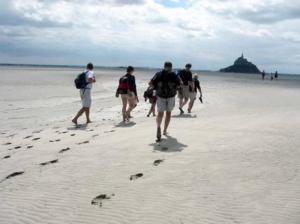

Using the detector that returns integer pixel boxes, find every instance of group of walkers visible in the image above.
[73,62,203,142]
[261,70,279,80]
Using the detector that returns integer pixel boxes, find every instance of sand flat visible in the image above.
[0,67,300,224]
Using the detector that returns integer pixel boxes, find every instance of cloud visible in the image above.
[0,0,300,73]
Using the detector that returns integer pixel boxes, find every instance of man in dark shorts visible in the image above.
[178,64,193,115]
[150,62,182,142]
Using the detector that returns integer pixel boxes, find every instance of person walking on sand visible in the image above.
[275,71,279,80]
[144,85,157,117]
[262,70,266,80]
[187,75,203,113]
[150,62,182,142]
[178,64,193,115]
[72,63,96,126]
[116,66,139,122]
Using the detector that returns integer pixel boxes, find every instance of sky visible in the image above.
[0,0,300,73]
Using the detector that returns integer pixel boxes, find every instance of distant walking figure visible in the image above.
[144,85,157,117]
[178,64,193,115]
[72,63,96,126]
[116,66,139,122]
[188,75,203,113]
[262,70,266,80]
[150,62,182,142]
[274,71,278,80]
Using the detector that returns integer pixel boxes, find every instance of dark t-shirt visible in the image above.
[151,70,181,98]
[178,69,192,86]
[125,73,137,96]
[193,79,201,92]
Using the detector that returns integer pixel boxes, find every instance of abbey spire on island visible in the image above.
[220,54,261,74]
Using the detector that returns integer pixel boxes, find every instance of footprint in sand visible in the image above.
[40,159,58,166]
[3,142,12,146]
[70,134,76,137]
[104,130,115,133]
[24,135,33,139]
[14,146,21,149]
[78,140,89,145]
[3,155,11,159]
[32,137,41,141]
[61,131,68,134]
[91,194,115,207]
[130,173,143,181]
[59,147,70,153]
[49,139,61,142]
[27,145,34,149]
[153,159,164,166]
[0,171,24,183]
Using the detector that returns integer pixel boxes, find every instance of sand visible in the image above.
[0,66,300,224]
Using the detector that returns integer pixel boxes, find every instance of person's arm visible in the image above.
[176,74,183,86]
[188,72,193,87]
[150,73,158,88]
[88,71,96,83]
[198,82,202,96]
[132,76,139,102]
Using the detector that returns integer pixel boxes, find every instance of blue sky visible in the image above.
[0,0,300,74]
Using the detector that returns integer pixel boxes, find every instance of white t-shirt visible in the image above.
[85,70,94,89]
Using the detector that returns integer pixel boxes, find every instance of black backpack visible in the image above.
[74,72,88,89]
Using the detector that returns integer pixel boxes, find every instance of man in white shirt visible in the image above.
[72,63,96,126]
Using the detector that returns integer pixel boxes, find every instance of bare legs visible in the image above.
[156,111,171,141]
[188,99,195,113]
[179,97,189,113]
[121,95,128,122]
[121,94,137,122]
[72,107,90,125]
[147,102,156,117]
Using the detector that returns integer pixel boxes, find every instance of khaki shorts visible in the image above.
[178,85,191,99]
[157,96,175,112]
[190,91,197,100]
[80,89,92,108]
[121,92,137,105]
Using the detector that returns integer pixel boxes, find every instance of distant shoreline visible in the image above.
[0,63,298,76]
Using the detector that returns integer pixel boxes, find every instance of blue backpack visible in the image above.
[74,72,88,89]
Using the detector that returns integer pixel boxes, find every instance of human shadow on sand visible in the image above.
[172,114,197,119]
[115,121,136,128]
[150,136,187,152]
[67,124,88,131]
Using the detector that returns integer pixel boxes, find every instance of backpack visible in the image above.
[154,71,178,98]
[117,75,130,94]
[74,72,88,89]
[144,87,154,99]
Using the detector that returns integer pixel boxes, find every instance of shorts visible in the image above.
[190,91,197,100]
[121,92,137,106]
[80,89,92,108]
[178,85,191,98]
[157,96,175,112]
